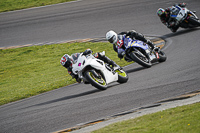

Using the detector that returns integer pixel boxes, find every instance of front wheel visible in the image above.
[84,70,107,90]
[129,50,152,68]
[115,69,129,83]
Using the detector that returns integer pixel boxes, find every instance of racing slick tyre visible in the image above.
[85,70,107,90]
[158,50,167,62]
[130,50,152,68]
[188,16,200,27]
[115,69,129,83]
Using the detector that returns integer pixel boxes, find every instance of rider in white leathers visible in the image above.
[60,49,118,83]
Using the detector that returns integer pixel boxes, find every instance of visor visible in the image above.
[108,35,117,44]
[108,35,114,43]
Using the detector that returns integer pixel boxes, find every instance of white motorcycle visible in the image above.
[72,51,128,90]
[170,5,200,28]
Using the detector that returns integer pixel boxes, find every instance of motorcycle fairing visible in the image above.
[170,5,192,22]
[72,53,118,84]
[123,37,149,50]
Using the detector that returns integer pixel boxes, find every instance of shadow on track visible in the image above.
[125,63,161,74]
[24,83,121,108]
[159,28,200,39]
[126,66,146,74]
[25,89,101,108]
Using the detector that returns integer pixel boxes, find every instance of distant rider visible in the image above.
[157,3,187,32]
[106,30,159,60]
[60,49,118,83]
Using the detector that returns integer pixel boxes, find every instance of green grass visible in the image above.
[0,0,75,12]
[0,42,132,105]
[92,102,200,133]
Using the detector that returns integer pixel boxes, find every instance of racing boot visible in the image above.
[124,56,132,62]
[83,78,90,84]
[146,40,160,52]
[103,56,119,68]
[95,52,118,67]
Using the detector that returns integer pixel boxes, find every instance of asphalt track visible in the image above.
[0,0,200,133]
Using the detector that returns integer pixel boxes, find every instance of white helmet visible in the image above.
[106,30,118,44]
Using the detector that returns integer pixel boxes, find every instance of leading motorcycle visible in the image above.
[72,51,128,90]
[170,5,200,28]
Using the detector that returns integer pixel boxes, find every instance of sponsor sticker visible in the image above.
[156,52,160,59]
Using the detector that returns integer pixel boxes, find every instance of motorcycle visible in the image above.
[123,37,167,68]
[72,51,128,90]
[170,5,200,28]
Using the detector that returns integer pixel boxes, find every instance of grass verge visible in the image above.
[0,0,75,13]
[0,42,132,105]
[92,102,200,133]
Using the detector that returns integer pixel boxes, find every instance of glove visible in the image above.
[118,51,125,59]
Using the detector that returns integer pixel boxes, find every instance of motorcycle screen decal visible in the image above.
[117,40,124,48]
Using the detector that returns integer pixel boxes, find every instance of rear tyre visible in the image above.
[85,70,107,90]
[158,51,167,62]
[188,16,200,26]
[130,51,152,68]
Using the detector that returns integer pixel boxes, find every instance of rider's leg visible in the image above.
[146,40,160,51]
[94,52,118,67]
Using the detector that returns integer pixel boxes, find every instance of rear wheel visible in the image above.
[129,50,152,68]
[158,50,167,62]
[188,16,200,27]
[85,70,107,90]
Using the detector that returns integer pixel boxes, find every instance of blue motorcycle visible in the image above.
[123,37,167,68]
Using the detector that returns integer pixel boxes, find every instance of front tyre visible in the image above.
[130,51,152,68]
[115,69,129,83]
[85,70,107,90]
